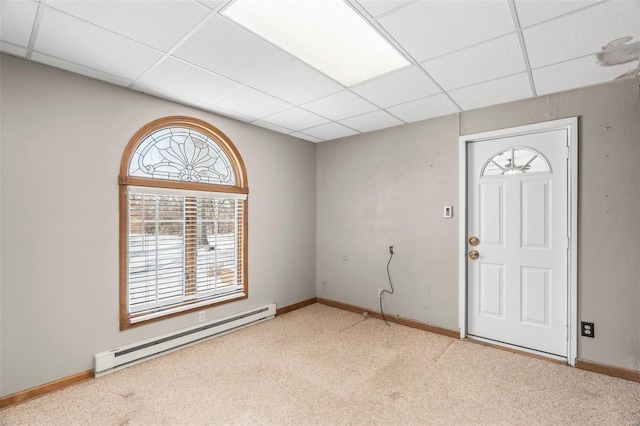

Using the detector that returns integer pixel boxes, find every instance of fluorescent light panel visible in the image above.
[222,0,409,86]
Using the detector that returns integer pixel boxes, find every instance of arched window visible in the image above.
[481,146,551,177]
[119,116,248,330]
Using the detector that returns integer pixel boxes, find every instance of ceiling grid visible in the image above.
[1,0,637,142]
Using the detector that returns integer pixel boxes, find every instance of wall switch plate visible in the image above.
[581,321,594,337]
[444,206,453,218]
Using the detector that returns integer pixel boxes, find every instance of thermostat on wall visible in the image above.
[444,206,453,218]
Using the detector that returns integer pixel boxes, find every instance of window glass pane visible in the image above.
[194,198,241,296]
[481,147,550,177]
[483,149,510,176]
[128,128,236,185]
[127,190,244,317]
[523,155,548,173]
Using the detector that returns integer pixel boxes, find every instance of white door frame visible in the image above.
[458,118,578,366]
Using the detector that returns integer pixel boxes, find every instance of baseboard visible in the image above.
[317,298,640,383]
[2,300,315,409]
[576,359,640,383]
[275,297,317,316]
[4,303,635,411]
[316,297,459,338]
[0,370,94,409]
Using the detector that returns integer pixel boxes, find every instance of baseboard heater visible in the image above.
[94,304,276,377]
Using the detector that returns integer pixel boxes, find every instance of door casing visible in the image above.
[458,118,578,366]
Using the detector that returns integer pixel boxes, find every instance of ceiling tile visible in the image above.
[356,0,411,18]
[133,84,208,110]
[387,93,460,123]
[514,0,602,28]
[46,0,211,52]
[196,0,223,11]
[378,0,515,62]
[533,55,636,95]
[30,51,134,87]
[33,8,163,81]
[173,15,293,83]
[248,60,343,105]
[339,110,404,133]
[209,86,291,119]
[0,0,38,47]
[1,41,28,57]
[251,120,294,134]
[205,104,255,123]
[302,90,378,121]
[302,122,359,140]
[449,73,533,111]
[524,1,640,68]
[290,132,323,143]
[262,107,330,132]
[134,57,241,104]
[422,33,526,91]
[351,65,440,108]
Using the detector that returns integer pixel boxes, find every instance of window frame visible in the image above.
[119,116,249,330]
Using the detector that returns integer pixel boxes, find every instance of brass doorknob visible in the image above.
[469,236,480,246]
[469,250,479,260]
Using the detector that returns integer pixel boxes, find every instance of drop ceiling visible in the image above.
[1,0,639,142]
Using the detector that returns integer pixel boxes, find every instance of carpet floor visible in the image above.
[2,303,639,425]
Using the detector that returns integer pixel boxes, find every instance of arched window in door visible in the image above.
[481,147,551,177]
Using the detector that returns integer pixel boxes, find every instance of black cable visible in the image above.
[379,251,394,326]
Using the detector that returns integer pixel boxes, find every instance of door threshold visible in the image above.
[465,335,568,364]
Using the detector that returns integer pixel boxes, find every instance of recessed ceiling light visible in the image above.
[221,0,410,86]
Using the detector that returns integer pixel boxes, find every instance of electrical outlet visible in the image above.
[321,281,327,291]
[198,311,206,323]
[341,251,348,261]
[581,321,594,338]
[389,245,394,255]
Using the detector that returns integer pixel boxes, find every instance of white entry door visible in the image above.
[467,129,568,357]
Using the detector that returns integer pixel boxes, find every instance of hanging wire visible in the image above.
[379,250,395,326]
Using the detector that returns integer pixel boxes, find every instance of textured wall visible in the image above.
[0,55,317,397]
[317,76,640,371]
[316,115,461,330]
[461,77,640,371]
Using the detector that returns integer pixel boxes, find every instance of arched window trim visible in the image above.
[119,116,248,192]
[119,116,249,330]
[480,145,551,178]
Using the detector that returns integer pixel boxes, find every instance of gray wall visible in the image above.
[2,53,638,397]
[316,115,460,330]
[317,77,640,372]
[0,55,317,397]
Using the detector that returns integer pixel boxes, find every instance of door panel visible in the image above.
[467,130,568,357]
[480,183,504,246]
[479,263,504,318]
[521,266,550,325]
[521,180,549,248]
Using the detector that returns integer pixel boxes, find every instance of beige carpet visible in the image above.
[2,303,640,425]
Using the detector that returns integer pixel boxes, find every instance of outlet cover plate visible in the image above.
[581,321,594,338]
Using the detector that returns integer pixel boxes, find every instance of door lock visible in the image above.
[468,236,480,246]
[468,250,479,260]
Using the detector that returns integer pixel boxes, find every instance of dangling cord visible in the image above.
[380,251,395,326]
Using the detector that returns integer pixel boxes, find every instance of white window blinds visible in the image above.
[127,186,246,322]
